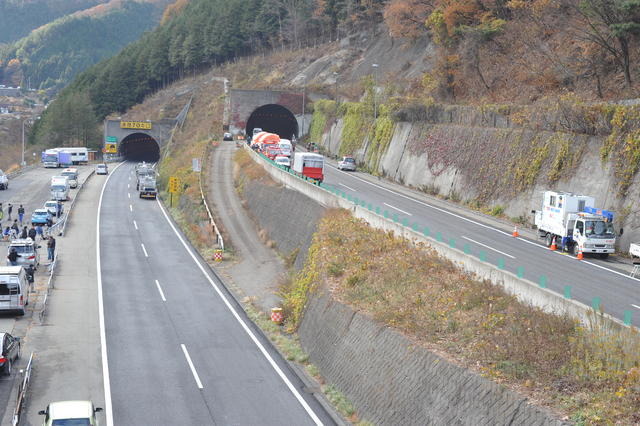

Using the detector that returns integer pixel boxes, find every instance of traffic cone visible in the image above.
[577,245,584,260]
[550,236,557,251]
[512,225,519,238]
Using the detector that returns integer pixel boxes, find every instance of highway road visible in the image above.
[320,162,640,327]
[100,163,332,425]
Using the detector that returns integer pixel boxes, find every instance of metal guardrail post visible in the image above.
[199,144,225,251]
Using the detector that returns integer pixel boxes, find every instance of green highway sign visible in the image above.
[106,136,117,142]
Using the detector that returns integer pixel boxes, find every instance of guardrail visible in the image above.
[11,352,34,426]
[199,144,224,251]
[245,144,636,331]
[39,251,57,324]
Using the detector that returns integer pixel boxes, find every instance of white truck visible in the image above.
[534,191,616,258]
[50,176,70,201]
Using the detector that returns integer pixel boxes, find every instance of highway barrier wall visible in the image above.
[299,290,564,426]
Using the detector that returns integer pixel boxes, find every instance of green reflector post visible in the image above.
[479,251,486,262]
[375,206,380,214]
[347,194,352,201]
[354,197,359,204]
[393,214,399,222]
[449,238,455,249]
[498,258,505,270]
[591,297,601,311]
[423,227,430,237]
[384,211,389,218]
[412,223,419,231]
[402,218,409,227]
[517,266,524,278]
[624,310,632,326]
[436,232,443,242]
[463,243,471,254]
[368,203,372,210]
[539,276,547,288]
[564,285,572,299]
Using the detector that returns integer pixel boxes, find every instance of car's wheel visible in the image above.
[3,360,11,376]
[18,309,24,317]
[572,244,580,256]
[15,343,21,360]
[600,253,609,259]
[545,233,553,247]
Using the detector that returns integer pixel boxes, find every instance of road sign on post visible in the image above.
[168,176,179,207]
[192,158,201,172]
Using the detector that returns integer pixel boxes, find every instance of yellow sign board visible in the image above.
[168,176,179,193]
[120,121,152,130]
[105,143,117,153]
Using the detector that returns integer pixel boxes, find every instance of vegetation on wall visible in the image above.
[600,105,640,196]
[282,208,640,424]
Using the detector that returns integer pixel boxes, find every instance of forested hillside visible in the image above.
[0,0,106,44]
[0,0,170,91]
[32,0,640,148]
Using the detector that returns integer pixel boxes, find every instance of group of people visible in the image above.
[0,203,26,225]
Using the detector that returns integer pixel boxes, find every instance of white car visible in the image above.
[96,164,108,175]
[337,156,357,171]
[39,400,103,426]
[0,169,8,190]
[44,200,63,217]
[274,156,291,168]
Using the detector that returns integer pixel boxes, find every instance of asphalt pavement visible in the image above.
[100,163,331,425]
[320,162,640,327]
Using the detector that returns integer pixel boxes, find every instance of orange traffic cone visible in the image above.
[576,245,584,260]
[512,226,519,238]
[550,236,557,251]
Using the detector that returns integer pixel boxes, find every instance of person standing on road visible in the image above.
[11,220,19,234]
[0,203,4,222]
[2,227,9,241]
[17,205,24,226]
[28,226,36,240]
[7,203,12,221]
[20,226,27,239]
[8,248,18,266]
[47,236,56,262]
[35,224,43,241]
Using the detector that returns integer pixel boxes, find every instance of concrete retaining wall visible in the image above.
[299,291,564,426]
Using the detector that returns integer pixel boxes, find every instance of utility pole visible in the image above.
[301,74,306,138]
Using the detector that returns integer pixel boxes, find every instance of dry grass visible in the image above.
[283,209,640,424]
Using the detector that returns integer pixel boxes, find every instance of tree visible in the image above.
[384,0,435,38]
[575,0,640,86]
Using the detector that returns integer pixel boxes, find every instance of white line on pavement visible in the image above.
[129,204,132,212]
[155,279,166,302]
[133,220,138,230]
[631,304,640,310]
[156,199,323,425]
[128,193,131,199]
[97,161,125,426]
[383,202,412,216]
[338,182,355,192]
[127,184,130,189]
[462,236,516,259]
[181,344,203,389]
[330,165,640,282]
[141,243,148,258]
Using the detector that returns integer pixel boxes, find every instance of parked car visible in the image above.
[44,200,64,217]
[96,164,108,175]
[32,209,53,226]
[0,170,8,190]
[0,332,21,375]
[0,266,30,316]
[39,400,103,426]
[223,132,233,141]
[7,238,41,269]
[274,156,291,169]
[338,156,357,171]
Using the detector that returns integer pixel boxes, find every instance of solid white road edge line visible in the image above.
[128,193,131,199]
[156,198,324,426]
[155,279,167,302]
[129,204,132,212]
[631,304,640,310]
[462,236,516,259]
[128,184,130,189]
[338,182,355,192]
[329,164,640,282]
[133,220,138,230]
[181,344,204,389]
[383,202,413,216]
[97,161,125,426]
[141,243,148,258]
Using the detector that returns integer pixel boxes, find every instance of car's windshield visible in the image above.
[52,185,66,191]
[304,158,323,168]
[584,220,615,237]
[34,211,47,216]
[52,419,91,426]
[61,173,76,178]
[0,275,19,295]
[343,157,355,163]
[44,155,57,162]
[9,246,32,254]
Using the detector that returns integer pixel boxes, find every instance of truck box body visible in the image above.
[292,152,324,182]
[534,192,594,238]
[50,176,70,201]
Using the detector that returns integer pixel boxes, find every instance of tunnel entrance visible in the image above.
[119,133,160,162]
[246,104,299,140]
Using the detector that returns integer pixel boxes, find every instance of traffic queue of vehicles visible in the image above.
[135,162,157,199]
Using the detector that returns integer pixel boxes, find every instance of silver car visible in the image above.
[337,156,356,171]
[7,239,40,269]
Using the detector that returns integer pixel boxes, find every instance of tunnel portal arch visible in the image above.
[119,132,160,162]
[245,104,299,140]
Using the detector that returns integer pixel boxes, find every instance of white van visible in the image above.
[60,168,78,188]
[0,266,29,316]
[278,139,293,157]
[50,176,70,201]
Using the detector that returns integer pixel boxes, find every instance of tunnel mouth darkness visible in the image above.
[246,104,299,140]
[119,133,160,162]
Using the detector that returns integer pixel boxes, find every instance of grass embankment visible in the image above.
[282,209,640,425]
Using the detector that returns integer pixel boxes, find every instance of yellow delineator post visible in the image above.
[168,176,179,207]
